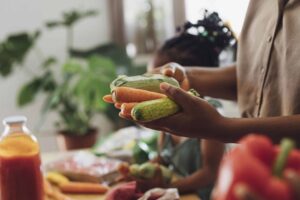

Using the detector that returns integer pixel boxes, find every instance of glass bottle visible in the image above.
[0,116,44,200]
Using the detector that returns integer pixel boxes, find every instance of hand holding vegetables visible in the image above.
[212,134,300,200]
[103,74,200,122]
[104,74,225,138]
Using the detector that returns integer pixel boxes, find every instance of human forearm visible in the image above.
[170,168,216,194]
[220,115,300,143]
[186,65,237,100]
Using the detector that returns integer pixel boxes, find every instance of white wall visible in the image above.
[0,0,114,151]
[185,0,250,36]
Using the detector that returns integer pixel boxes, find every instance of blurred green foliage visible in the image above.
[133,133,158,164]
[0,9,146,135]
[0,32,39,76]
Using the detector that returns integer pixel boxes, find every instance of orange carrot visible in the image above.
[59,182,108,194]
[103,95,114,103]
[112,87,166,103]
[114,102,122,109]
[121,103,137,116]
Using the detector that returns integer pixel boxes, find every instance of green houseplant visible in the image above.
[39,56,117,150]
[0,9,121,150]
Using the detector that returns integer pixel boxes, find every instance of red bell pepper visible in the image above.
[212,134,300,200]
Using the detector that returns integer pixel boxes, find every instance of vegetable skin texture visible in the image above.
[131,89,199,122]
[112,87,166,103]
[131,97,178,122]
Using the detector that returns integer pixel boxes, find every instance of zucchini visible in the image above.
[131,89,199,122]
[110,74,180,93]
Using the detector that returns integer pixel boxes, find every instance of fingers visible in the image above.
[160,83,197,110]
[234,184,263,200]
[161,62,185,82]
[139,113,185,134]
[284,170,300,199]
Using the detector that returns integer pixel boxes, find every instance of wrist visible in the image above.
[215,117,243,142]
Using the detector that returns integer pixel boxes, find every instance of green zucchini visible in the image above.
[110,74,180,93]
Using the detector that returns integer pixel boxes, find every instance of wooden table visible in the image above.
[42,150,200,200]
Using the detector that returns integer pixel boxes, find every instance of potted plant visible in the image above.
[41,56,117,150]
[0,9,147,150]
[0,10,119,150]
[17,55,117,150]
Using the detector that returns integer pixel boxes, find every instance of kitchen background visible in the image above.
[0,0,249,152]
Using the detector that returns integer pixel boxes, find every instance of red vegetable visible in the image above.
[239,134,275,167]
[212,134,299,200]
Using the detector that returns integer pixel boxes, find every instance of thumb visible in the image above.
[160,83,196,109]
[161,62,185,82]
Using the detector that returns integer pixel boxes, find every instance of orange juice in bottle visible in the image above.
[0,116,44,200]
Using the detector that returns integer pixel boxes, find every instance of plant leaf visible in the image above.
[17,78,42,106]
[45,21,65,28]
[46,9,99,28]
[62,60,82,74]
[42,57,57,68]
[88,55,116,77]
[0,32,39,76]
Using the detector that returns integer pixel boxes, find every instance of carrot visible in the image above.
[114,102,122,109]
[103,95,114,103]
[112,87,166,103]
[59,182,108,194]
[121,103,137,116]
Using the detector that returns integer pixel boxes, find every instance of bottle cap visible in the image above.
[3,116,27,126]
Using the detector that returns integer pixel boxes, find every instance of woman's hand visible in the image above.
[133,83,228,140]
[150,62,190,90]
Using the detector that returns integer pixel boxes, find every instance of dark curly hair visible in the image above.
[153,11,237,68]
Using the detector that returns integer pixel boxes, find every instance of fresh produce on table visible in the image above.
[46,172,70,186]
[110,74,180,93]
[45,172,108,196]
[104,74,199,122]
[59,182,108,194]
[45,151,122,184]
[44,179,73,200]
[212,134,300,200]
[118,162,173,184]
[105,181,143,200]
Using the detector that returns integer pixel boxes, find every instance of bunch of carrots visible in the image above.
[103,87,166,119]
